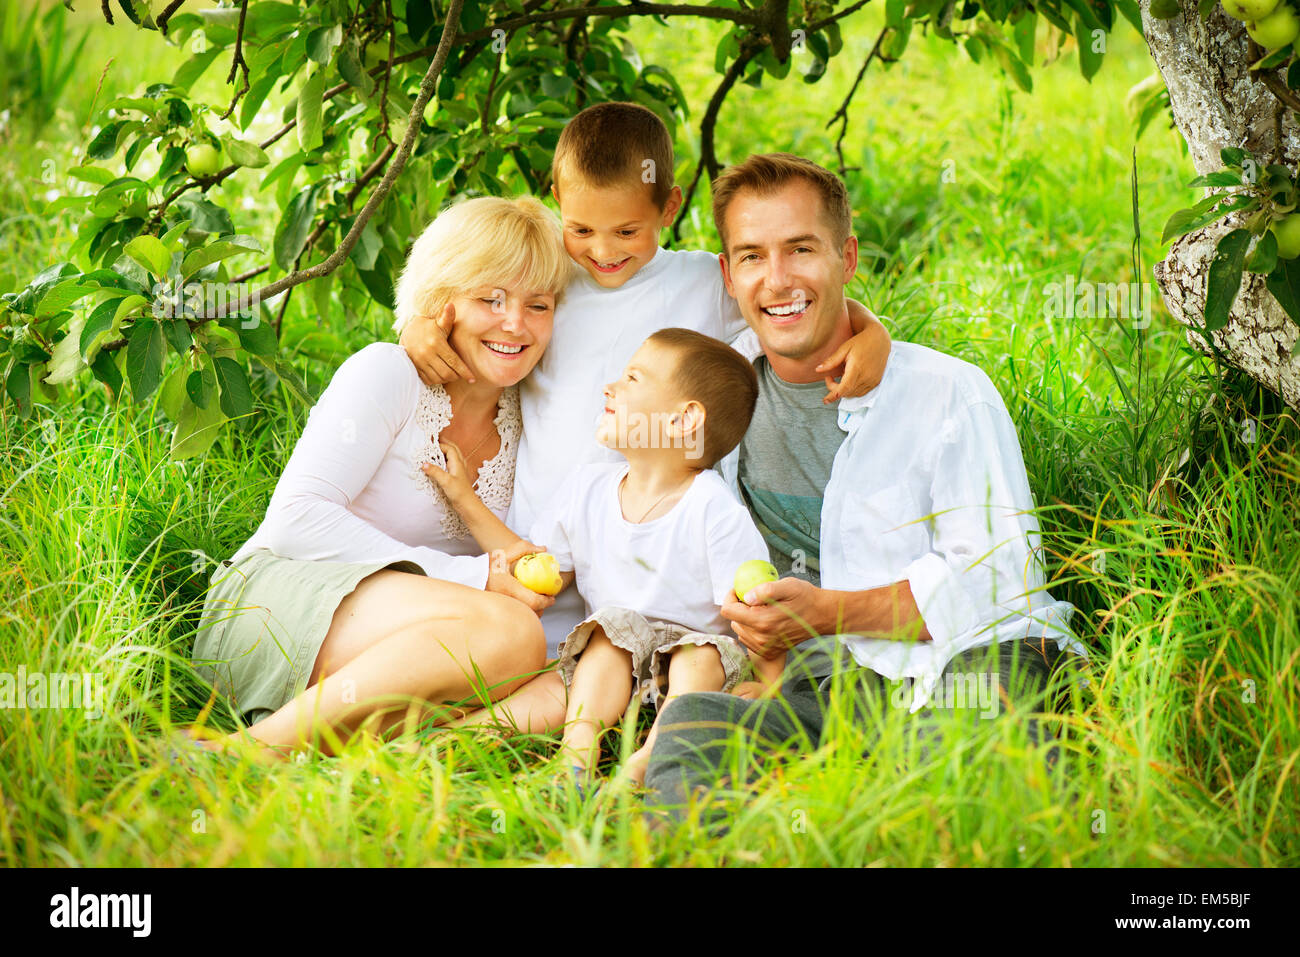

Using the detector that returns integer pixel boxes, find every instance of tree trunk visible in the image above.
[1140,1,1300,409]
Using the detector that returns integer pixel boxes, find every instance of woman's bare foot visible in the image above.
[620,745,652,785]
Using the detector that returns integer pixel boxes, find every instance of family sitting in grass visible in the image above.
[190,102,1085,814]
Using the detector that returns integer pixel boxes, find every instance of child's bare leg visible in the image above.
[561,628,633,773]
[623,643,726,784]
[732,649,786,700]
[447,671,568,734]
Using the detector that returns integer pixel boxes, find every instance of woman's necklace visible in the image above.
[623,473,694,523]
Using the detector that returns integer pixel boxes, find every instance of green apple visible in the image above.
[185,143,222,178]
[1221,0,1280,20]
[1270,213,1300,259]
[513,552,563,595]
[733,559,779,602]
[1246,4,1300,47]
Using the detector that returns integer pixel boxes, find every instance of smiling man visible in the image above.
[643,153,1087,820]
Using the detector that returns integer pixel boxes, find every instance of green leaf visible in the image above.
[213,355,253,417]
[161,218,194,250]
[1265,256,1300,323]
[44,317,87,386]
[80,299,120,359]
[126,318,167,400]
[1245,230,1279,275]
[1013,11,1037,65]
[90,350,123,397]
[1075,15,1103,81]
[175,195,235,237]
[1204,229,1251,331]
[270,357,314,406]
[163,318,193,355]
[173,49,221,90]
[273,182,326,269]
[1186,171,1246,188]
[186,357,218,409]
[407,0,434,41]
[1220,147,1247,168]
[35,279,95,318]
[241,73,277,131]
[68,165,117,186]
[1150,0,1180,18]
[222,135,270,169]
[159,362,189,421]
[171,389,226,460]
[307,23,343,64]
[1161,193,1254,243]
[337,38,374,93]
[181,238,261,279]
[6,360,34,418]
[87,121,127,160]
[297,71,325,151]
[124,235,173,278]
[222,312,278,357]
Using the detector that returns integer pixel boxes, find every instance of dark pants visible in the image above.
[642,635,1077,825]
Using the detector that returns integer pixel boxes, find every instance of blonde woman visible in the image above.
[190,196,576,757]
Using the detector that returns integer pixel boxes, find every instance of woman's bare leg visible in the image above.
[622,643,726,784]
[218,570,545,755]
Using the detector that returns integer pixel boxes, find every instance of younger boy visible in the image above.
[402,102,892,654]
[426,328,774,785]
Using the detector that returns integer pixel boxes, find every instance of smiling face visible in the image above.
[595,339,692,453]
[445,281,556,387]
[718,178,858,378]
[552,174,682,289]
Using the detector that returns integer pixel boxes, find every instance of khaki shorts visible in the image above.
[191,549,426,725]
[556,606,750,709]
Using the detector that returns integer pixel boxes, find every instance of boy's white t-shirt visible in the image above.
[527,462,769,637]
[509,246,748,647]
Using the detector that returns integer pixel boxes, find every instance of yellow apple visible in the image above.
[1270,213,1300,259]
[733,559,779,602]
[513,552,563,595]
[1246,4,1300,48]
[1222,0,1280,19]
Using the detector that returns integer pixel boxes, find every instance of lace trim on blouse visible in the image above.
[411,384,521,542]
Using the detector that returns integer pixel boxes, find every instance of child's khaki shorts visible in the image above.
[556,606,750,709]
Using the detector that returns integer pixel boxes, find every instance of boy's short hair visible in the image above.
[647,328,758,468]
[551,102,676,211]
[711,152,853,259]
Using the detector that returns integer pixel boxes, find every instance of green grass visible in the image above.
[1,7,1297,865]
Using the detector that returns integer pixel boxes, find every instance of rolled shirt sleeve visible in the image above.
[902,397,1049,654]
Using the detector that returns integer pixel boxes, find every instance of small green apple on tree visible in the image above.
[1246,3,1300,48]
[1221,0,1280,19]
[1270,213,1300,259]
[184,142,222,178]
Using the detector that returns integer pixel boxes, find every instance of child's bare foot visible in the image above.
[730,680,774,700]
[620,746,652,785]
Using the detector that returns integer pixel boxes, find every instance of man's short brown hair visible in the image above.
[646,327,758,467]
[551,102,676,210]
[711,152,853,258]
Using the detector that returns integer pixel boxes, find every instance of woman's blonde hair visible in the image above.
[393,195,575,335]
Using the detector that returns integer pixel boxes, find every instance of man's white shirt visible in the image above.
[721,331,1085,711]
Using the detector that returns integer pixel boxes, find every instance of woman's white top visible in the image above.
[229,342,520,589]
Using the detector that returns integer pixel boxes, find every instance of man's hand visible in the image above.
[721,577,830,659]
[817,300,891,404]
[399,302,476,387]
[485,538,555,615]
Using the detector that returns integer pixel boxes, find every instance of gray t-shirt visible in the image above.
[737,355,845,586]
